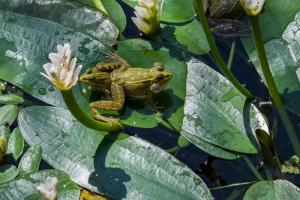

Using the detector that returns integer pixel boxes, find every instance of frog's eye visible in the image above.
[153,62,164,71]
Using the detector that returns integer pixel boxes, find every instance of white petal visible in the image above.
[56,44,65,55]
[42,63,57,78]
[69,64,82,88]
[68,58,77,72]
[48,53,62,67]
[132,17,151,33]
[134,6,148,18]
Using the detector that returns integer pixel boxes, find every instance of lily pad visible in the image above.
[243,180,300,200]
[180,58,266,158]
[122,0,195,23]
[244,11,300,115]
[0,0,118,108]
[18,105,212,200]
[0,170,80,200]
[160,19,210,55]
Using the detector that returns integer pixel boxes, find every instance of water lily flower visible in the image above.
[37,177,58,200]
[131,0,160,35]
[240,0,265,16]
[41,43,82,91]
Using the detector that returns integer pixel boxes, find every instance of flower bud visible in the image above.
[131,0,160,35]
[240,0,265,16]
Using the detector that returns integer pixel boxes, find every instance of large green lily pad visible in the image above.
[18,105,212,200]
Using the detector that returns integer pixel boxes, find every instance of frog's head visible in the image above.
[149,63,172,93]
[79,68,110,87]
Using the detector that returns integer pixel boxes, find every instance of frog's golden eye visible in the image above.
[154,62,164,71]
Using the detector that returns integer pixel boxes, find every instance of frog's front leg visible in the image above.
[90,82,125,124]
[145,92,164,112]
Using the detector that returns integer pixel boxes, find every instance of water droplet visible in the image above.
[78,46,90,54]
[38,88,47,95]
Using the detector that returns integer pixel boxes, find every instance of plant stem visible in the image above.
[210,181,257,190]
[250,17,282,107]
[227,41,236,69]
[195,0,254,99]
[250,16,300,156]
[242,156,264,181]
[61,90,122,133]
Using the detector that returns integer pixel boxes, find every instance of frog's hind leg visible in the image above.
[89,83,125,124]
[104,51,129,67]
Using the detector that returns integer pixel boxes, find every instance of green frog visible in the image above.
[80,52,173,124]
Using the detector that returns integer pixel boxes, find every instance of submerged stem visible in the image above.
[61,90,122,133]
[250,16,300,157]
[242,156,264,181]
[194,0,254,99]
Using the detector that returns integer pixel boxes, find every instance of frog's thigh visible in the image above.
[90,83,125,111]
